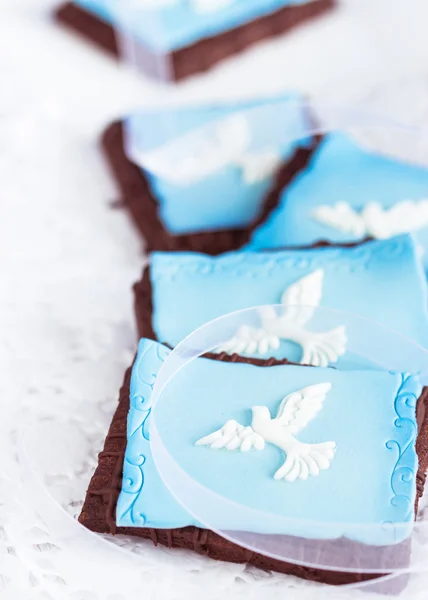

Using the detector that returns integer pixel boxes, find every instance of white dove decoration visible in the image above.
[216,269,347,367]
[130,114,282,186]
[238,150,284,185]
[196,383,336,482]
[312,200,428,239]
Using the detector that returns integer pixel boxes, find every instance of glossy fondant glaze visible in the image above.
[150,236,428,363]
[116,339,421,546]
[126,94,310,234]
[74,0,315,51]
[249,133,428,268]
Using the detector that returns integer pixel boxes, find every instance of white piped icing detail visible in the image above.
[312,200,428,239]
[131,114,282,185]
[196,383,336,482]
[216,269,347,367]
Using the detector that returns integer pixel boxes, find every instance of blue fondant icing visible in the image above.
[248,133,428,269]
[74,0,114,22]
[150,236,428,363]
[116,339,421,546]
[127,94,310,234]
[385,374,420,526]
[74,0,315,51]
[116,340,192,527]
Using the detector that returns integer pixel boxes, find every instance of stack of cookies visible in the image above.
[55,0,336,80]
[79,99,428,589]
[53,0,428,591]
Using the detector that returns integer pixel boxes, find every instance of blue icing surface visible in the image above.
[127,94,310,234]
[74,0,114,22]
[149,167,277,234]
[117,339,421,546]
[150,236,428,364]
[116,340,194,527]
[248,133,428,269]
[74,0,314,51]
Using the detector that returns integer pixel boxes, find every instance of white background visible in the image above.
[2,1,428,598]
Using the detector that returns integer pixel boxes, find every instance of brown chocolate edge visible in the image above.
[79,352,428,587]
[55,2,119,57]
[101,120,324,255]
[55,0,336,81]
[134,266,155,341]
[416,387,428,510]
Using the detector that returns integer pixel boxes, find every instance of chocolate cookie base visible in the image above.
[101,120,322,255]
[79,355,428,589]
[55,0,336,81]
[55,2,118,57]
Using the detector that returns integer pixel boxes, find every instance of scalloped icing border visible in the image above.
[150,236,412,283]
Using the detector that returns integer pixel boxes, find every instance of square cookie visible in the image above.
[55,0,335,80]
[134,235,428,366]
[248,132,428,270]
[102,97,319,254]
[79,339,428,587]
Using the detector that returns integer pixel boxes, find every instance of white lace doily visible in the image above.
[3,0,428,598]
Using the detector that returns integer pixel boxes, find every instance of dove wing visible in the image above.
[131,115,249,186]
[312,202,367,237]
[372,199,428,238]
[238,151,283,184]
[275,383,332,435]
[214,324,280,356]
[214,115,251,158]
[132,135,220,185]
[195,420,265,452]
[280,269,324,327]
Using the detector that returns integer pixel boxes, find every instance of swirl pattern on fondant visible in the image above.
[385,373,419,526]
[116,341,169,525]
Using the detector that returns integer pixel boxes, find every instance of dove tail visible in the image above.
[301,325,347,367]
[274,441,336,482]
[323,325,347,358]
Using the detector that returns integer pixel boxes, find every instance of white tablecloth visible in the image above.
[2,1,428,598]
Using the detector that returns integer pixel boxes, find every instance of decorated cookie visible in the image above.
[129,97,312,233]
[79,339,428,585]
[100,95,318,254]
[134,236,428,366]
[249,133,428,269]
[55,0,335,80]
